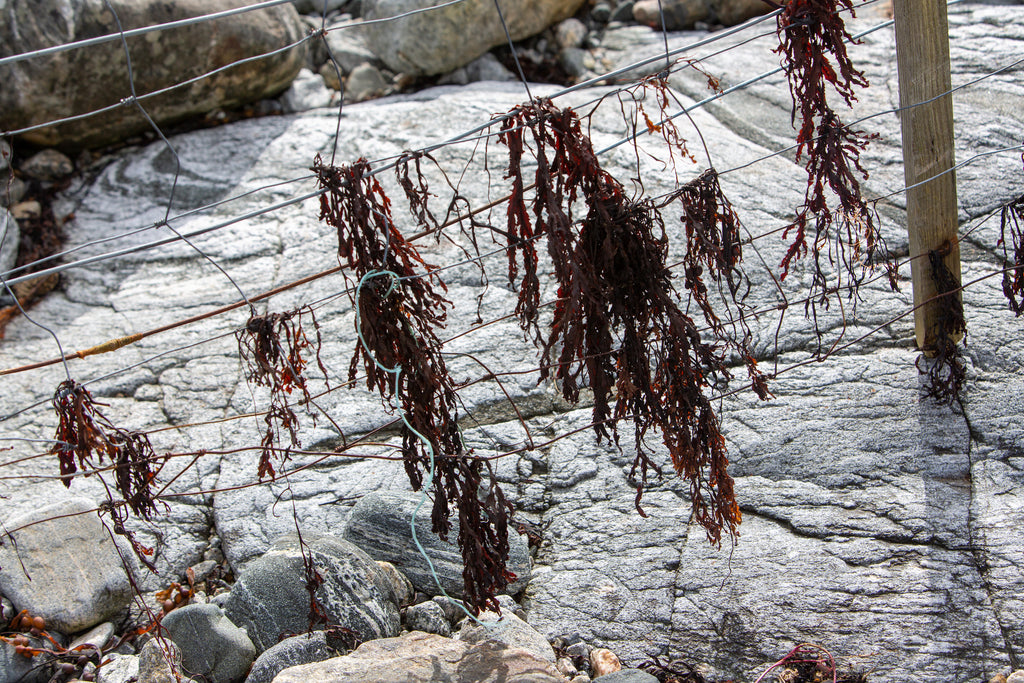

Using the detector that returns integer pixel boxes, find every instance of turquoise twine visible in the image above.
[354,269,495,628]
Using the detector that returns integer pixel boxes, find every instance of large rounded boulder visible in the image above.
[0,0,307,149]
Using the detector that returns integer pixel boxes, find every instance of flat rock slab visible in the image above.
[270,630,563,682]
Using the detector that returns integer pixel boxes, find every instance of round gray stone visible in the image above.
[161,603,256,683]
[223,534,400,653]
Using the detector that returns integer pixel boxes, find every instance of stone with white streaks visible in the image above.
[342,491,533,599]
[222,534,400,653]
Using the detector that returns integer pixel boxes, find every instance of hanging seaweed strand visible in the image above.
[998,189,1024,315]
[775,0,897,331]
[312,155,514,612]
[495,99,767,544]
[236,306,328,480]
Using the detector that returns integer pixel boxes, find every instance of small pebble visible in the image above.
[566,641,591,660]
[1006,671,1024,683]
[591,2,612,23]
[590,648,622,677]
[69,622,115,651]
[555,18,588,49]
[11,200,41,219]
[19,149,73,181]
[556,656,578,677]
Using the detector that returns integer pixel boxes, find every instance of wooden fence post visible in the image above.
[893,0,962,354]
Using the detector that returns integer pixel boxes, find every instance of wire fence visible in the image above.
[1,0,1022,651]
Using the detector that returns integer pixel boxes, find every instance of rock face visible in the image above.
[342,491,532,598]
[223,535,400,653]
[270,631,563,682]
[0,4,1023,683]
[161,603,256,683]
[0,497,135,633]
[360,0,587,75]
[0,0,306,148]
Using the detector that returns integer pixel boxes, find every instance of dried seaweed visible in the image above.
[50,379,161,520]
[776,0,865,152]
[496,100,748,544]
[917,240,967,404]
[313,155,515,612]
[998,191,1024,315]
[775,1,896,331]
[236,306,327,480]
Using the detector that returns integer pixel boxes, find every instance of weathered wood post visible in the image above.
[893,0,962,353]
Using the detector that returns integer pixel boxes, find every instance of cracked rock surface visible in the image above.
[1,5,1022,681]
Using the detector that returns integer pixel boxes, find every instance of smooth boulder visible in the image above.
[0,0,306,148]
[161,603,256,683]
[360,0,586,76]
[0,497,135,633]
[456,610,557,663]
[245,632,341,683]
[223,534,400,653]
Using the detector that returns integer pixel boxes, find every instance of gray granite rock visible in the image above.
[138,638,187,683]
[270,630,563,682]
[223,535,400,653]
[456,609,557,663]
[69,622,116,651]
[0,0,306,148]
[555,18,588,50]
[0,636,50,683]
[19,149,73,182]
[323,20,379,74]
[281,68,337,113]
[404,600,451,637]
[0,176,27,208]
[360,0,587,75]
[439,53,516,85]
[96,653,140,683]
[344,63,389,103]
[244,631,340,683]
[342,491,532,598]
[0,497,136,634]
[161,603,256,683]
